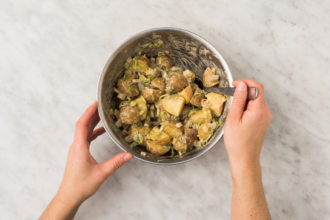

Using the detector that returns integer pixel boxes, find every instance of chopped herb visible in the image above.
[147,74,152,83]
[140,39,164,49]
[132,60,138,69]
[156,109,161,119]
[130,141,140,148]
[124,61,130,69]
[113,88,120,93]
[170,147,175,158]
[130,132,141,148]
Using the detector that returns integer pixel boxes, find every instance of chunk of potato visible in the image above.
[119,105,141,124]
[139,74,148,83]
[157,108,171,121]
[131,56,149,73]
[205,92,226,116]
[117,78,140,98]
[130,96,148,120]
[146,140,170,155]
[189,109,212,125]
[151,77,165,91]
[156,56,172,70]
[130,125,150,145]
[147,126,171,145]
[178,85,193,104]
[185,128,198,147]
[198,122,217,144]
[172,136,187,153]
[168,66,183,76]
[190,87,205,108]
[165,73,187,93]
[203,67,220,87]
[162,121,183,138]
[145,68,161,78]
[142,87,162,103]
[183,69,195,83]
[161,94,186,117]
[122,68,137,80]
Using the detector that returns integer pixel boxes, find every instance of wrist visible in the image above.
[229,158,261,180]
[55,186,84,209]
[40,189,82,220]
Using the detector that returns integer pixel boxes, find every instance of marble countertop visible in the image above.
[1,0,329,219]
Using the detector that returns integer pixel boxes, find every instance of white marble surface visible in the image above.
[1,0,330,219]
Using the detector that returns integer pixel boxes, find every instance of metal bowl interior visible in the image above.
[98,28,233,164]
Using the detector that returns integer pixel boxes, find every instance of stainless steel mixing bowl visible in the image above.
[98,28,233,164]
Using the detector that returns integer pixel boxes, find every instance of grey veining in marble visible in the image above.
[1,0,329,219]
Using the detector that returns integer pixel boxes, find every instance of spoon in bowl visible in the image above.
[195,78,258,100]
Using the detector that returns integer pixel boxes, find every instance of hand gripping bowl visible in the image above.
[98,28,233,164]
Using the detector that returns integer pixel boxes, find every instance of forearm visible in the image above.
[39,192,81,220]
[229,160,271,220]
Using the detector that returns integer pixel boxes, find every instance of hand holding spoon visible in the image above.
[195,78,258,100]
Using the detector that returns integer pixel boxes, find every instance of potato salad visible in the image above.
[109,53,226,157]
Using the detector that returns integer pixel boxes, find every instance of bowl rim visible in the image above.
[97,27,233,165]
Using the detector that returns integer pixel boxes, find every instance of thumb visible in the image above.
[228,81,247,121]
[100,152,133,177]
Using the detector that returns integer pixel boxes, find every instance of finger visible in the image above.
[88,127,106,142]
[233,79,266,111]
[233,79,265,100]
[74,101,98,140]
[227,81,247,122]
[99,152,133,177]
[89,110,101,132]
[87,113,101,139]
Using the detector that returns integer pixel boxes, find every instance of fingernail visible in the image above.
[123,153,133,161]
[237,82,245,91]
